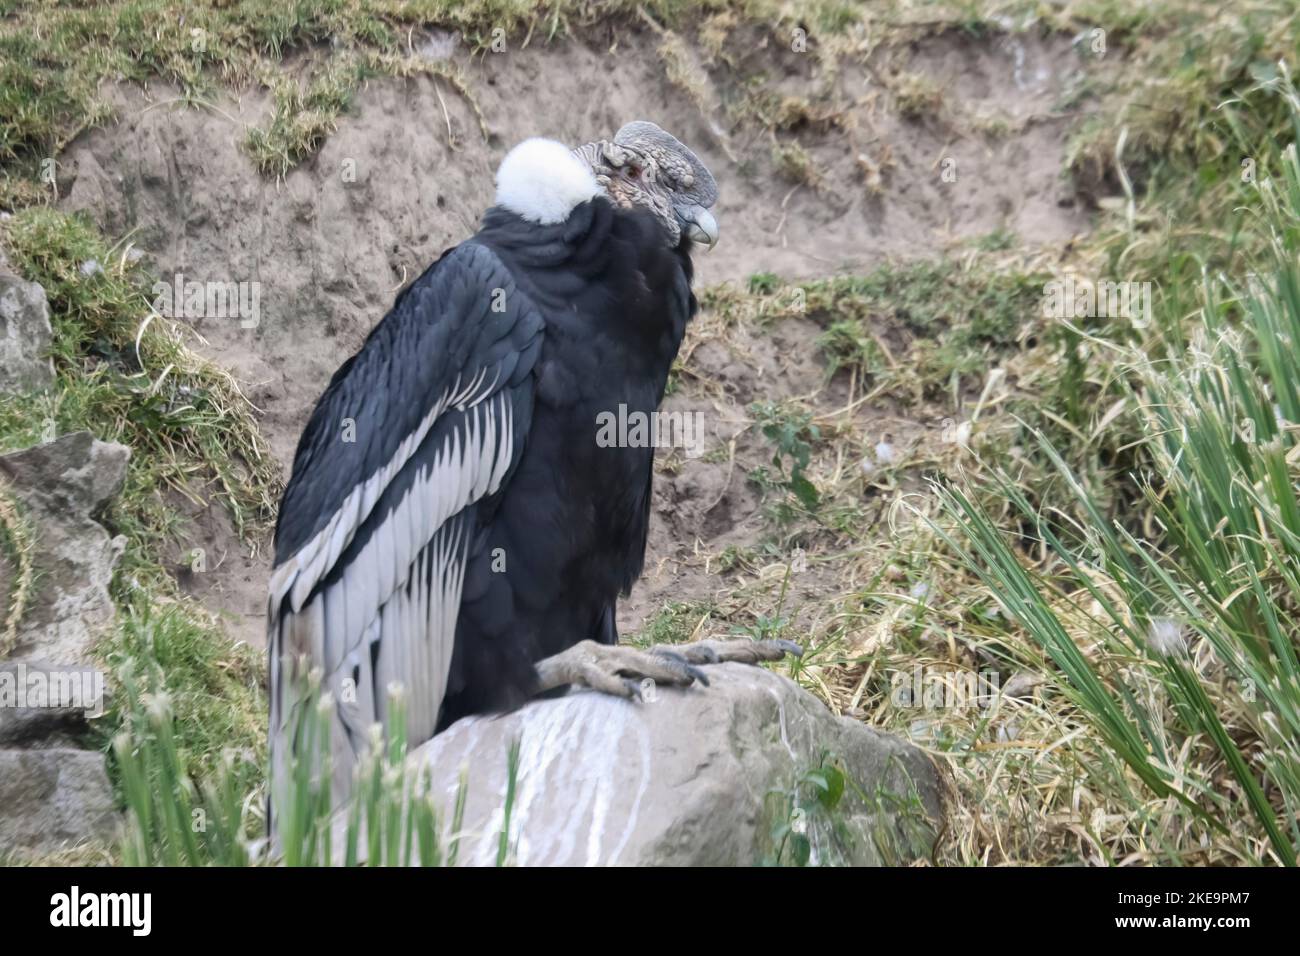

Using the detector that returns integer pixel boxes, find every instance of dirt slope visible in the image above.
[56,25,1090,648]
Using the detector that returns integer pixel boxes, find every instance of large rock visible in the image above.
[0,432,125,859]
[0,660,105,747]
[407,663,947,866]
[0,431,129,665]
[0,748,117,855]
[0,270,55,395]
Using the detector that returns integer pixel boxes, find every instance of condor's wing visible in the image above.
[268,241,543,798]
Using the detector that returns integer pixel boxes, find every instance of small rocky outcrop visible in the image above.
[406,662,948,866]
[0,267,55,396]
[1,432,129,664]
[0,430,128,859]
[0,749,118,855]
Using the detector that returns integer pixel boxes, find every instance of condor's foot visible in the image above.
[533,638,801,700]
[669,637,803,667]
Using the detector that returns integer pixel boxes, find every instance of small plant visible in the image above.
[716,543,757,572]
[732,557,799,645]
[627,600,715,648]
[751,400,821,510]
[245,57,367,177]
[747,271,781,295]
[771,139,823,188]
[971,227,1016,251]
[101,600,264,790]
[892,72,944,120]
[817,318,885,381]
[113,661,262,867]
[0,482,34,658]
[766,752,937,866]
[764,756,849,866]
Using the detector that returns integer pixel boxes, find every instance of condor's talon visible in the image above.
[674,637,803,666]
[648,647,710,686]
[535,640,709,698]
[679,643,719,664]
[533,637,801,702]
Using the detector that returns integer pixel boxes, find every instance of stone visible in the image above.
[0,433,126,860]
[404,662,947,866]
[0,660,105,748]
[0,271,55,395]
[0,431,129,665]
[0,748,118,856]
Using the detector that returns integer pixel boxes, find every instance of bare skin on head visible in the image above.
[571,121,720,248]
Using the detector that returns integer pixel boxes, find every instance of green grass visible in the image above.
[0,207,278,858]
[751,399,823,511]
[0,0,804,195]
[626,600,716,648]
[100,601,265,790]
[244,55,369,177]
[763,753,937,866]
[114,672,518,866]
[0,208,279,553]
[1065,1,1300,196]
[927,72,1300,865]
[714,262,1048,403]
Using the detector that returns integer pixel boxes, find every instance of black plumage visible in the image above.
[268,193,696,796]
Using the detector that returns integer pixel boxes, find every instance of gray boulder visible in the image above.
[0,660,103,748]
[0,431,129,665]
[0,749,118,855]
[0,270,55,395]
[0,431,127,860]
[408,662,946,866]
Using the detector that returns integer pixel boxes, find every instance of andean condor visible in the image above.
[268,121,800,807]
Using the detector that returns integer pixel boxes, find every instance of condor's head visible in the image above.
[494,121,719,249]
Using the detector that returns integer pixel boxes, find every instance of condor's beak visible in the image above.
[675,202,719,249]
